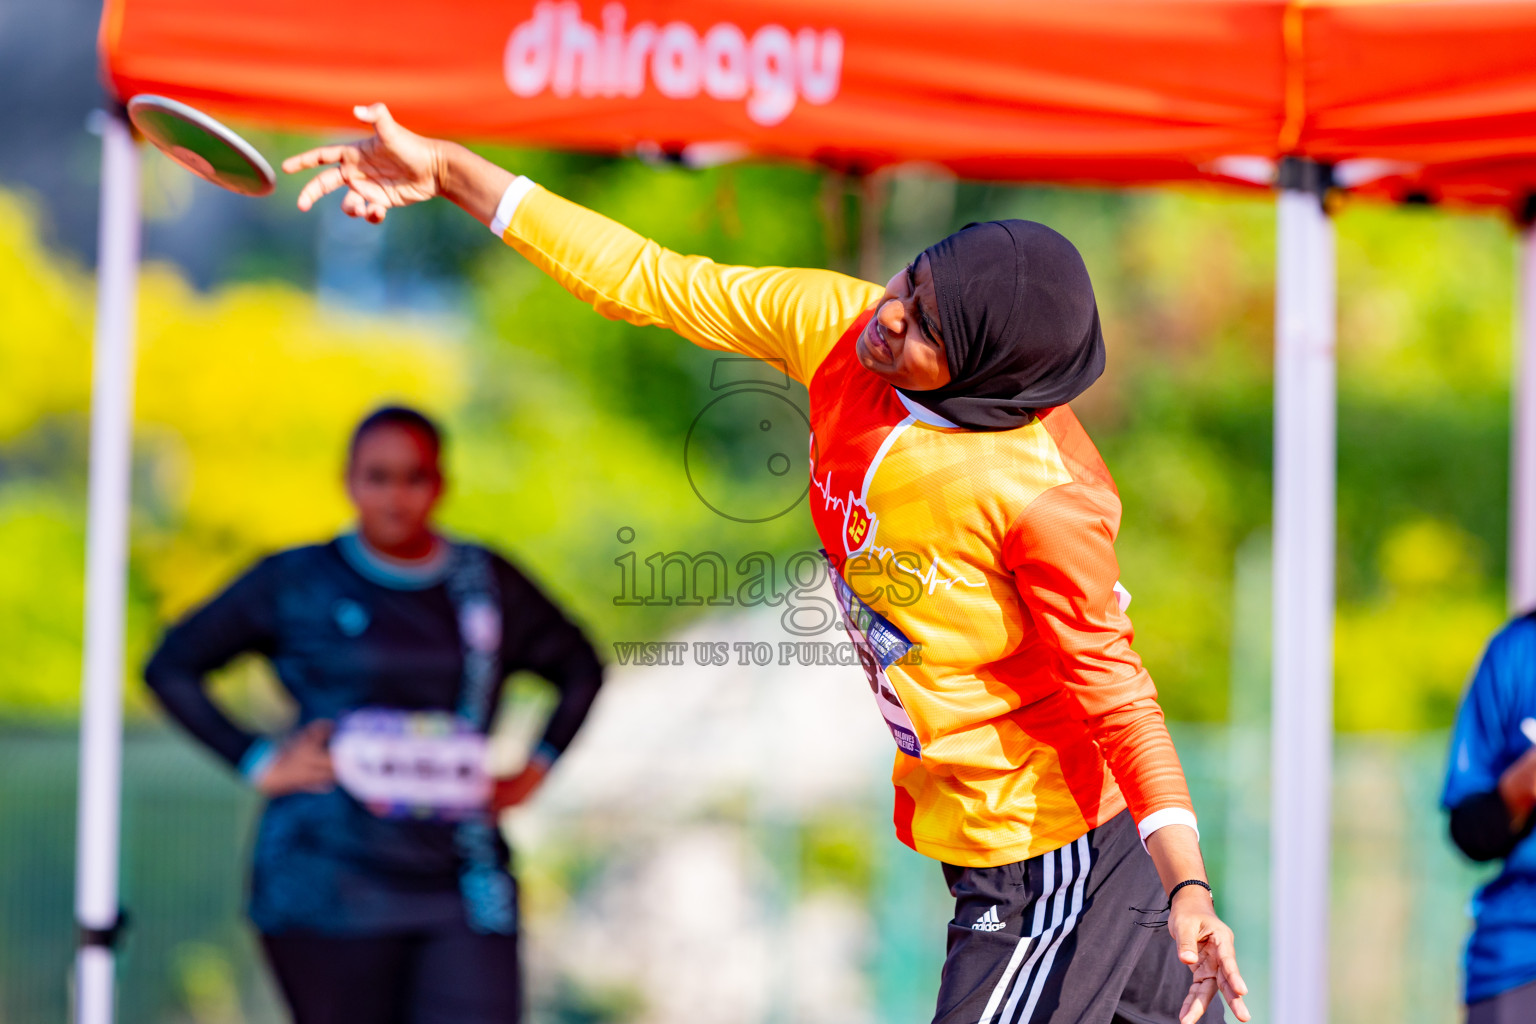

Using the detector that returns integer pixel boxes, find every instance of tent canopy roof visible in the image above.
[100,0,1536,212]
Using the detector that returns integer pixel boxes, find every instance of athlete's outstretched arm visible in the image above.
[285,105,879,385]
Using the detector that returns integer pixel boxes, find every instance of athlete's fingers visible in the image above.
[296,167,348,211]
[342,173,393,208]
[1178,977,1215,1024]
[355,102,401,143]
[1201,924,1247,996]
[1172,914,1202,965]
[282,145,356,175]
[1219,982,1251,1023]
[340,190,363,218]
[365,202,387,224]
[332,161,391,206]
[1216,947,1247,997]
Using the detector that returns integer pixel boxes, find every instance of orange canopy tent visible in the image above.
[98,0,1536,209]
[73,4,1536,1024]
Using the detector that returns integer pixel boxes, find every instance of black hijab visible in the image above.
[896,219,1105,431]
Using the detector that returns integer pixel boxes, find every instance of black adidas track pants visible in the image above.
[934,810,1226,1024]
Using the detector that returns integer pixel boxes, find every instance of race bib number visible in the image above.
[829,567,923,759]
[332,708,491,821]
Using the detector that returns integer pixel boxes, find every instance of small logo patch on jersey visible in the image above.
[972,905,1005,932]
[844,499,874,555]
[333,599,370,637]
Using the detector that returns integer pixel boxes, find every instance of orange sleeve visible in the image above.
[1003,481,1194,826]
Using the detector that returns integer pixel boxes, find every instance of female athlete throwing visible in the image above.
[284,105,1249,1024]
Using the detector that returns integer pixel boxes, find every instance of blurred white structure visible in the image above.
[506,600,891,1024]
[1513,226,1536,612]
[74,112,140,1024]
[1271,163,1337,1024]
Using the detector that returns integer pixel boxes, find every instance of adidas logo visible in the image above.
[972,905,1005,932]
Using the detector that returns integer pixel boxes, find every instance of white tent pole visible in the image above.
[73,109,142,1024]
[1511,223,1536,613]
[1271,158,1337,1024]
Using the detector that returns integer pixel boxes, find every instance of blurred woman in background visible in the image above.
[145,405,603,1024]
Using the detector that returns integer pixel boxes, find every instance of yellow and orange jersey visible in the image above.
[499,183,1195,867]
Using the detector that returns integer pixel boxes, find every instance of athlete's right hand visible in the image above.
[1169,888,1249,1024]
[255,720,337,796]
[284,104,445,224]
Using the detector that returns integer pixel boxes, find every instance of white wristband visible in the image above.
[1137,807,1200,846]
[489,176,538,238]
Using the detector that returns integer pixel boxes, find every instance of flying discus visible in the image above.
[126,94,275,197]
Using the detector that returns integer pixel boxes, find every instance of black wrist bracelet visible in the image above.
[1165,879,1212,910]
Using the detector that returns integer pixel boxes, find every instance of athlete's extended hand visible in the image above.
[1169,887,1250,1024]
[490,761,549,813]
[254,720,336,797]
[284,103,515,228]
[283,104,446,224]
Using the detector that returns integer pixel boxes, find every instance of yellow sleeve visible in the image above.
[502,185,883,386]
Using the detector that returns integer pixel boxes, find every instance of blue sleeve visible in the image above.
[144,556,282,771]
[1443,621,1527,809]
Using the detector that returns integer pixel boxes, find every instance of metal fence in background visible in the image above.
[0,725,1491,1024]
[0,730,280,1024]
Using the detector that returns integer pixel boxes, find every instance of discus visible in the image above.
[126,95,275,197]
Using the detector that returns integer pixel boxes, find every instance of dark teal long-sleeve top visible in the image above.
[144,534,603,935]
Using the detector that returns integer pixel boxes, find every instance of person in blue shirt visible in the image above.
[1444,613,1536,1022]
[145,405,604,1024]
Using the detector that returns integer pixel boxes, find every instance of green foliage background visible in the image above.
[0,148,1517,730]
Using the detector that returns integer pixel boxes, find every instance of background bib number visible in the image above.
[332,708,490,820]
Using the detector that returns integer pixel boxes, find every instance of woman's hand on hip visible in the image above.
[491,761,549,813]
[1498,744,1536,831]
[254,720,336,797]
